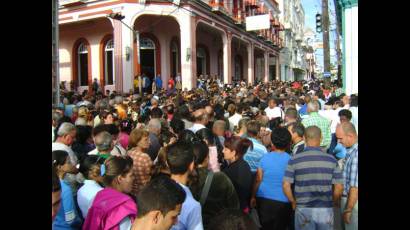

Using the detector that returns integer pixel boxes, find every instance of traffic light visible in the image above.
[316,13,322,33]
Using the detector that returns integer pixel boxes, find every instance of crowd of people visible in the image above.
[52,77,358,230]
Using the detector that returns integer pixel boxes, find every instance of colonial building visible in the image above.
[58,0,284,94]
[302,27,315,80]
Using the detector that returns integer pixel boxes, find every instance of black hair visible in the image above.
[192,140,209,166]
[350,94,358,107]
[52,150,69,168]
[166,142,194,175]
[270,127,292,150]
[137,176,186,217]
[79,155,105,179]
[179,129,201,145]
[170,118,185,138]
[288,122,305,138]
[150,107,163,119]
[268,117,283,131]
[119,119,134,134]
[92,124,120,137]
[213,104,225,120]
[208,208,258,230]
[75,125,93,144]
[52,165,61,192]
[338,109,352,120]
[196,128,215,146]
[176,104,192,120]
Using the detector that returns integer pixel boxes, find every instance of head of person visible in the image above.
[227,104,236,117]
[268,98,277,109]
[304,126,322,147]
[223,136,253,162]
[196,128,215,146]
[79,155,105,183]
[75,125,93,145]
[192,140,209,168]
[193,108,209,125]
[100,110,114,124]
[166,142,195,176]
[176,105,191,120]
[205,105,214,120]
[151,98,159,108]
[56,122,77,146]
[135,176,186,230]
[178,129,201,145]
[150,107,164,119]
[335,122,357,148]
[306,101,320,114]
[246,120,261,138]
[148,118,162,136]
[52,150,77,178]
[169,118,185,138]
[119,119,134,135]
[270,127,292,151]
[237,117,250,134]
[129,129,151,151]
[212,120,226,137]
[52,111,63,127]
[78,106,90,119]
[102,155,134,193]
[287,122,305,144]
[75,117,88,126]
[304,95,312,104]
[285,107,299,123]
[52,166,62,221]
[207,208,258,230]
[95,131,114,153]
[338,109,352,123]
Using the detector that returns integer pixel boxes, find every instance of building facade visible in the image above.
[58,0,284,94]
[336,0,358,95]
[302,27,315,80]
[277,0,306,82]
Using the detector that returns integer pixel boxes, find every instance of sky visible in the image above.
[301,0,339,70]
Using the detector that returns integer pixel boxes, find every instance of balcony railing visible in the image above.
[245,0,259,9]
[232,7,244,24]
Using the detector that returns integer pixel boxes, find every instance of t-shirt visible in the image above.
[264,107,284,120]
[256,152,291,203]
[53,180,82,230]
[243,138,268,172]
[77,180,103,218]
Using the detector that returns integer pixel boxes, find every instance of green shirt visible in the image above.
[97,153,110,159]
[302,112,332,147]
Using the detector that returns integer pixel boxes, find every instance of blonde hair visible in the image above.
[128,129,150,149]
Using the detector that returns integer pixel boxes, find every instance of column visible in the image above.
[247,42,254,85]
[276,55,280,81]
[180,13,196,90]
[120,16,134,94]
[223,32,232,84]
[113,20,123,93]
[264,51,269,83]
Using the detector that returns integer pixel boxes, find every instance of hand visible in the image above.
[250,197,257,208]
[343,210,352,224]
[291,201,296,210]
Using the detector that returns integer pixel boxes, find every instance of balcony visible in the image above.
[209,0,229,15]
[245,0,259,9]
[232,8,244,24]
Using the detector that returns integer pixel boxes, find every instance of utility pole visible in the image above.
[333,0,342,84]
[322,0,331,87]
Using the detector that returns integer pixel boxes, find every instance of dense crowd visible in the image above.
[52,78,358,230]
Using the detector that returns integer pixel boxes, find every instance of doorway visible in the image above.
[140,37,156,94]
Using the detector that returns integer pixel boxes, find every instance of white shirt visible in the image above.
[264,107,284,120]
[228,113,243,131]
[189,123,207,134]
[77,180,103,218]
[318,108,341,133]
[349,106,358,134]
[52,142,84,184]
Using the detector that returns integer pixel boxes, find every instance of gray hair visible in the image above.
[148,118,161,132]
[109,99,115,107]
[307,101,319,113]
[95,131,113,151]
[75,117,88,126]
[57,122,76,137]
[150,98,159,105]
[114,96,123,105]
[52,111,63,122]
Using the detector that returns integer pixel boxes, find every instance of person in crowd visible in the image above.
[170,117,186,140]
[228,104,243,132]
[302,101,332,151]
[53,111,63,142]
[175,105,193,129]
[91,124,127,156]
[118,118,133,150]
[187,140,240,228]
[52,150,83,229]
[88,131,116,159]
[77,155,104,218]
[298,95,311,116]
[52,165,62,221]
[336,122,358,230]
[283,126,344,230]
[222,136,253,212]
[127,129,153,197]
[99,110,115,125]
[287,122,305,156]
[166,141,204,230]
[243,120,268,174]
[132,176,186,230]
[71,125,94,162]
[234,117,250,138]
[212,120,226,146]
[207,208,258,230]
[147,118,162,161]
[189,109,209,134]
[283,107,300,126]
[264,98,284,120]
[195,128,220,173]
[251,127,293,230]
[83,156,137,230]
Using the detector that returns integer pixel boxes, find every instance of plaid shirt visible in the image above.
[335,88,344,97]
[302,112,332,147]
[342,143,358,196]
[127,149,153,196]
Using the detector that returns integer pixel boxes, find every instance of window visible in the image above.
[77,43,88,86]
[105,39,114,85]
[140,37,155,50]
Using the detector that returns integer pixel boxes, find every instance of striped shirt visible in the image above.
[283,147,344,208]
[302,112,332,147]
[343,143,358,196]
[243,137,268,172]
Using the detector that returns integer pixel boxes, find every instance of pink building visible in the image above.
[58,0,283,93]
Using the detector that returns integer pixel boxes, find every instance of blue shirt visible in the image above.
[77,180,103,218]
[155,77,163,89]
[64,104,75,118]
[298,104,308,116]
[256,152,291,202]
[53,180,82,230]
[343,143,358,196]
[171,183,204,230]
[243,138,268,172]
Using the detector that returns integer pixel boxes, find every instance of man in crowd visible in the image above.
[264,98,284,120]
[302,101,331,151]
[298,95,311,116]
[189,109,209,134]
[228,104,243,132]
[147,118,162,161]
[336,122,358,230]
[243,120,268,174]
[284,107,299,126]
[283,126,344,230]
[287,122,305,155]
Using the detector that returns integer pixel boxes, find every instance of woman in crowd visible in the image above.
[251,127,293,230]
[99,110,114,125]
[83,156,137,230]
[235,117,250,138]
[127,129,153,198]
[196,128,220,172]
[77,155,104,219]
[222,136,253,213]
[52,150,82,230]
[188,140,240,229]
[118,119,133,150]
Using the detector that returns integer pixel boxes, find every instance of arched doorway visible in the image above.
[72,38,91,93]
[104,39,115,86]
[196,44,209,77]
[234,55,243,82]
